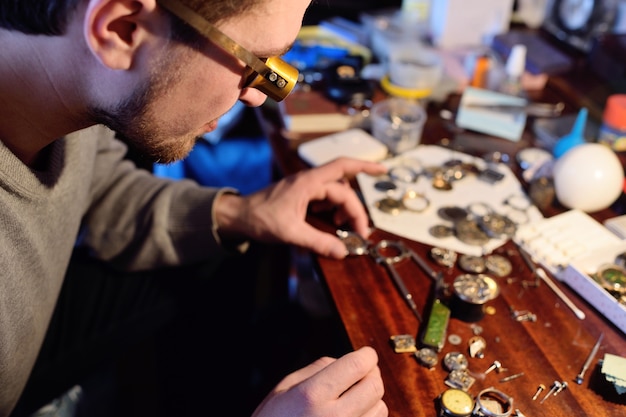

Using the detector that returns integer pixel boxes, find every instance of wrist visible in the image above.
[212,188,248,246]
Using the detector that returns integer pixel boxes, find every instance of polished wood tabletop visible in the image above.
[256,64,626,416]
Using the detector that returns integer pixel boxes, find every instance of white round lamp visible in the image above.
[553,143,624,212]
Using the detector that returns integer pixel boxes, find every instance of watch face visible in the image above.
[458,254,486,274]
[485,254,513,277]
[440,388,474,417]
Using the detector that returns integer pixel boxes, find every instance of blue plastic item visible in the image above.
[552,107,588,158]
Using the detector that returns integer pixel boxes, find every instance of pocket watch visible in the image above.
[485,254,513,277]
[458,254,486,274]
[439,388,475,417]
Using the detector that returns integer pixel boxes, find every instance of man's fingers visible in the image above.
[304,347,381,400]
[312,158,387,185]
[336,364,386,416]
[275,356,337,392]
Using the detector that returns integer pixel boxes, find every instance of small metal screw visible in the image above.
[532,384,546,400]
[515,312,537,322]
[540,381,561,404]
[554,381,568,396]
[484,360,502,374]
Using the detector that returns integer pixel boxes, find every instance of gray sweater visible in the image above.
[0,125,231,416]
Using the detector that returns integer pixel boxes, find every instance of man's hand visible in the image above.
[251,346,387,417]
[215,158,387,258]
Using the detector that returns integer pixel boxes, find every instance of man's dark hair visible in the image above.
[0,0,81,35]
[0,0,259,43]
[0,0,201,49]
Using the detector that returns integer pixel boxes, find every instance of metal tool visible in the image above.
[575,333,604,385]
[517,243,586,320]
[372,240,422,322]
[406,246,443,283]
[465,101,565,117]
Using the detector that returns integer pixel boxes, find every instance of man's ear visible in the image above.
[84,0,161,70]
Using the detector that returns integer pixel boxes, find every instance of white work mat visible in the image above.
[357,145,544,256]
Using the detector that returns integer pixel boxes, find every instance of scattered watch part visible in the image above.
[430,247,458,267]
[414,347,438,369]
[448,334,463,345]
[402,189,430,212]
[503,193,531,211]
[389,334,417,353]
[483,150,510,164]
[595,263,626,295]
[389,165,419,183]
[467,201,492,218]
[484,306,497,316]
[453,274,500,304]
[429,224,455,239]
[477,212,517,238]
[474,387,514,417]
[445,369,476,391]
[336,230,370,256]
[375,196,403,215]
[439,388,475,417]
[438,206,469,222]
[468,335,487,358]
[471,324,484,335]
[478,167,506,184]
[528,176,555,212]
[458,254,486,274]
[432,171,453,190]
[485,254,513,277]
[454,218,491,246]
[443,351,469,371]
[452,274,501,322]
[374,179,397,192]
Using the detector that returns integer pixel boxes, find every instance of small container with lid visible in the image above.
[598,94,626,151]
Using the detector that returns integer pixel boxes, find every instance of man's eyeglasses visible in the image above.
[157,0,299,102]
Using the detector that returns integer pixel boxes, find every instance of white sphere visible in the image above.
[553,143,624,212]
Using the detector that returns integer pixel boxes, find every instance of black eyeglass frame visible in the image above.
[157,0,299,102]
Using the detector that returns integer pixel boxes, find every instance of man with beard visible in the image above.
[0,0,388,416]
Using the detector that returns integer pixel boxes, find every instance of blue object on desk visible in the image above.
[283,41,350,70]
[552,107,588,158]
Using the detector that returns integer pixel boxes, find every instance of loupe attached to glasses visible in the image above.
[244,56,299,102]
[157,0,299,102]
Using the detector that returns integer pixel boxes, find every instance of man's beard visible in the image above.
[87,49,199,164]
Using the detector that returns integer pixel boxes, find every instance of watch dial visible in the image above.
[440,389,474,416]
[559,0,595,31]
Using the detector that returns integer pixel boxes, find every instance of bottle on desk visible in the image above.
[598,94,626,152]
[498,44,526,97]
